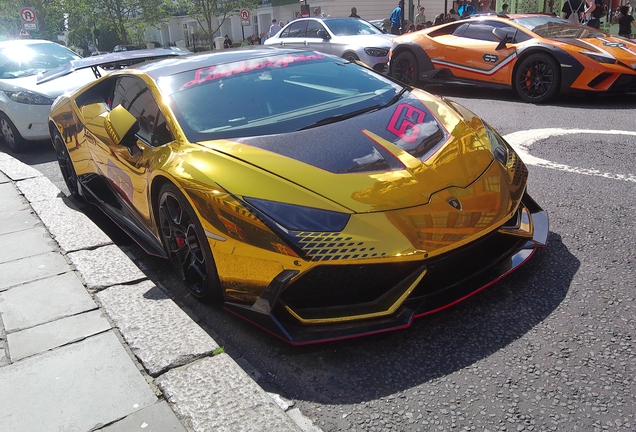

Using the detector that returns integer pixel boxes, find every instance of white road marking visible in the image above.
[503,128,636,183]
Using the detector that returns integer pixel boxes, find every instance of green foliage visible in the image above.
[177,0,259,48]
[213,347,225,355]
[272,0,298,6]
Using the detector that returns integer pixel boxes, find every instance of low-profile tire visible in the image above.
[513,53,561,103]
[0,112,27,153]
[391,51,419,86]
[52,131,82,199]
[157,183,223,303]
[343,52,360,62]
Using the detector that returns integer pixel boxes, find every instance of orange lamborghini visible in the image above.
[389,14,636,103]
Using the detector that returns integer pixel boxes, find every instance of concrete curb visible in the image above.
[0,152,319,432]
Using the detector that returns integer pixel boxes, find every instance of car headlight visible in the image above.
[4,90,54,105]
[581,52,616,64]
[483,123,510,165]
[364,48,389,57]
[244,198,350,232]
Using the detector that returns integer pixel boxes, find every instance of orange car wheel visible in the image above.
[392,51,419,86]
[513,53,560,103]
[158,183,224,303]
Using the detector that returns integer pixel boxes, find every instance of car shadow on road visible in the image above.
[233,231,577,406]
[0,139,57,165]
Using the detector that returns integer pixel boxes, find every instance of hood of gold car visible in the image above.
[197,91,496,213]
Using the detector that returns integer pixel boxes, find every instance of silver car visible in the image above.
[264,18,394,72]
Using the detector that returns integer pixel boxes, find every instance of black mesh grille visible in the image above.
[281,261,423,309]
[410,228,526,299]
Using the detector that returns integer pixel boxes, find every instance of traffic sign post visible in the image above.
[240,8,250,42]
[20,7,39,32]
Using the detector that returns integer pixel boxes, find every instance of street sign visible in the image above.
[20,7,38,32]
[20,7,36,23]
[18,26,30,37]
[240,8,250,21]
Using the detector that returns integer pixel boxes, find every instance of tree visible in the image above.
[0,0,67,41]
[178,0,258,50]
[65,0,171,48]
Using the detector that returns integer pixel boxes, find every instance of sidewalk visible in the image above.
[0,152,315,432]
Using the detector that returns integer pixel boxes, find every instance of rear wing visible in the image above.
[37,48,189,85]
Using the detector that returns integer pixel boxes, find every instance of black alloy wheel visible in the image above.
[158,183,223,303]
[343,52,360,62]
[0,113,27,153]
[53,132,81,199]
[392,51,419,86]
[513,53,561,103]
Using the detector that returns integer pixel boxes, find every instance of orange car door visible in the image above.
[437,22,517,85]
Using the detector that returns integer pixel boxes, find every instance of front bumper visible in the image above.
[224,193,548,345]
[1,101,51,141]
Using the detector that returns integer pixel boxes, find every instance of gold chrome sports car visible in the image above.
[49,47,548,345]
[389,14,636,103]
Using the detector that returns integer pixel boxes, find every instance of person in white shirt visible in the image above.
[269,19,282,37]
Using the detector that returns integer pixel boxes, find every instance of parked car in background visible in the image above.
[49,47,548,344]
[0,39,185,152]
[389,14,636,103]
[264,17,394,72]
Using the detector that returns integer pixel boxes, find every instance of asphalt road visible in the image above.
[6,87,635,431]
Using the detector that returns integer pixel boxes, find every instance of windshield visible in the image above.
[323,18,385,36]
[158,52,404,142]
[0,42,81,79]
[513,17,606,38]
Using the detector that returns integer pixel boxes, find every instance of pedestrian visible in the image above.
[562,0,584,22]
[269,19,282,37]
[449,8,461,20]
[259,32,267,44]
[415,6,427,25]
[223,35,232,49]
[500,3,510,13]
[627,1,632,15]
[618,5,635,36]
[350,7,361,18]
[279,21,285,28]
[313,7,325,17]
[390,3,402,35]
[458,0,476,17]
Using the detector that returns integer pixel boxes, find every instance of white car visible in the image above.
[264,17,394,72]
[0,39,93,152]
[0,39,186,152]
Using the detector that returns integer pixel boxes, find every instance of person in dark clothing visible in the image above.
[350,7,361,18]
[223,35,232,49]
[562,0,583,21]
[618,5,636,36]
[390,4,402,35]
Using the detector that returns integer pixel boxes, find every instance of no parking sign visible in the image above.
[20,7,39,31]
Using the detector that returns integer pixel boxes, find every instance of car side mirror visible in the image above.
[492,27,513,50]
[317,29,330,40]
[104,105,139,148]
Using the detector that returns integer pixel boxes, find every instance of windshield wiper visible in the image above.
[383,86,409,108]
[298,104,382,130]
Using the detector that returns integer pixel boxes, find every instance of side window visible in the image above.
[461,24,499,42]
[285,21,307,38]
[306,21,326,38]
[111,76,173,147]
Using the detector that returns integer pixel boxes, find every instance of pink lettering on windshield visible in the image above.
[182,53,326,88]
